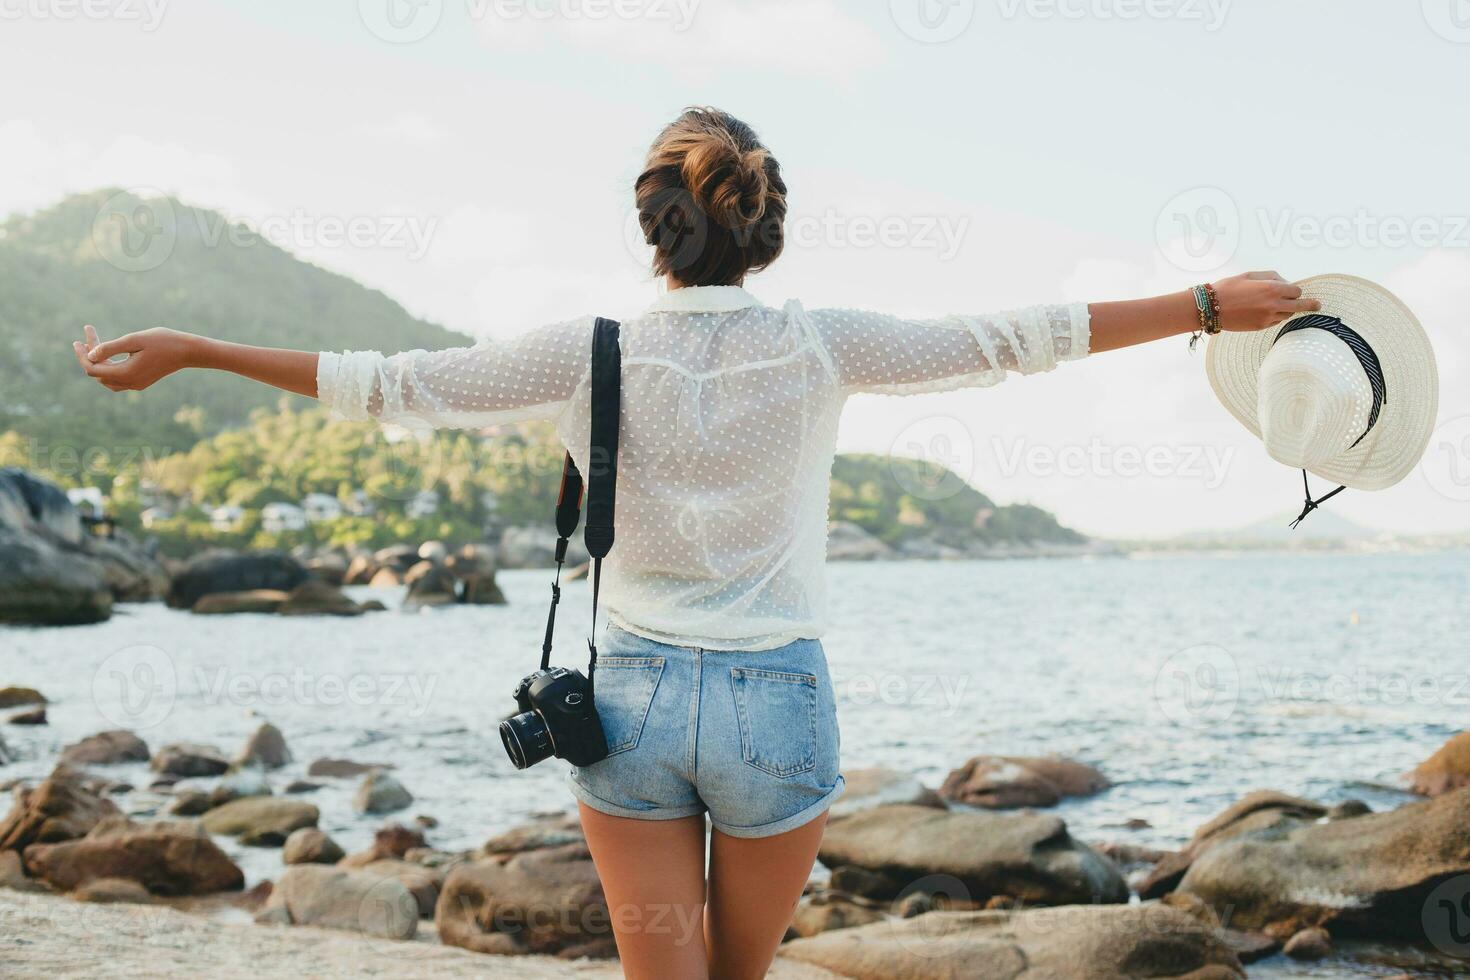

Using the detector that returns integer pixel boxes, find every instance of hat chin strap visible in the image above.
[1288,471,1347,529]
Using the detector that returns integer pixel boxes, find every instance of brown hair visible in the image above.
[635,107,787,287]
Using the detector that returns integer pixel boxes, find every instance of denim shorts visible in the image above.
[568,624,844,839]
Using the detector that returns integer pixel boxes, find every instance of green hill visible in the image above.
[0,190,467,455]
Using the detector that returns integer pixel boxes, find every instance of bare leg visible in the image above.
[704,812,829,980]
[577,803,709,980]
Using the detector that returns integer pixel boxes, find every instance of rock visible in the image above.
[780,903,1245,979]
[59,730,149,767]
[787,893,886,939]
[1328,799,1372,820]
[150,743,230,778]
[235,722,291,769]
[284,780,321,794]
[1138,790,1327,899]
[829,768,945,820]
[1093,841,1173,872]
[825,521,894,561]
[307,758,388,779]
[166,549,310,610]
[164,791,212,817]
[1177,787,1470,936]
[940,756,1110,810]
[360,598,388,612]
[200,797,318,846]
[0,687,47,709]
[418,540,449,563]
[1282,926,1332,961]
[191,589,289,615]
[1409,731,1470,797]
[1219,928,1280,964]
[7,707,46,726]
[256,865,418,940]
[73,876,154,904]
[344,553,378,585]
[0,767,119,849]
[0,468,81,542]
[0,848,50,893]
[358,859,442,917]
[305,554,348,586]
[368,567,402,587]
[447,544,507,605]
[497,525,589,570]
[437,843,614,957]
[207,769,272,807]
[282,828,344,865]
[354,772,412,815]
[817,804,1127,907]
[0,470,113,625]
[23,819,243,895]
[372,544,420,573]
[84,529,170,602]
[402,560,458,610]
[482,814,584,856]
[277,579,363,617]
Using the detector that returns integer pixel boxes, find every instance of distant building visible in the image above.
[261,502,307,533]
[66,486,106,518]
[406,490,440,519]
[301,493,343,523]
[140,506,173,529]
[210,505,245,531]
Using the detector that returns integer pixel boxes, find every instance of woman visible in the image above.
[73,107,1317,979]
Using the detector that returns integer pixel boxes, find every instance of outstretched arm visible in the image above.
[74,326,319,397]
[1087,271,1319,353]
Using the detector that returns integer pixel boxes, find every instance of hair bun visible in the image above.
[681,133,771,230]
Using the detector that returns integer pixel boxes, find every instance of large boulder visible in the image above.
[829,768,945,820]
[940,756,1110,810]
[59,730,149,767]
[817,804,1127,906]
[0,767,119,850]
[1409,731,1470,797]
[446,544,507,605]
[277,579,363,617]
[0,525,111,625]
[256,865,419,940]
[357,859,443,917]
[307,758,387,779]
[1176,786,1470,937]
[200,797,318,846]
[234,723,291,769]
[780,903,1245,979]
[498,526,588,570]
[825,521,893,561]
[0,687,47,709]
[436,843,615,957]
[166,549,310,610]
[481,813,585,857]
[1138,791,1326,900]
[402,560,458,610]
[23,817,243,896]
[191,589,288,615]
[83,529,169,602]
[150,743,230,778]
[282,827,345,865]
[354,772,413,815]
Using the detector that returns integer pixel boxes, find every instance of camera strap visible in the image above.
[539,317,621,699]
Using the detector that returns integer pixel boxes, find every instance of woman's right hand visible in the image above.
[1211,271,1322,333]
[72,324,198,392]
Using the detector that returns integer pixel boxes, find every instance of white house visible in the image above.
[210,505,245,531]
[261,502,307,533]
[66,486,106,518]
[302,493,343,522]
[140,506,172,529]
[406,490,440,519]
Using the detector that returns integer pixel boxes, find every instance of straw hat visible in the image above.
[1206,274,1437,500]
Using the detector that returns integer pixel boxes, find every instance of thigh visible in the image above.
[705,812,829,980]
[577,803,709,980]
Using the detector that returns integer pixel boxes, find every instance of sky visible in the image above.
[2,0,1468,538]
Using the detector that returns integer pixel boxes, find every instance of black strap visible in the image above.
[1271,314,1387,529]
[540,318,621,683]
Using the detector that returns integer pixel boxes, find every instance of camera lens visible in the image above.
[500,710,555,770]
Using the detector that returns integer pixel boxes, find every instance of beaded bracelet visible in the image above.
[1189,283,1221,351]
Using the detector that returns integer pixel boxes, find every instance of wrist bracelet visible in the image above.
[1189,284,1214,351]
[1202,282,1222,334]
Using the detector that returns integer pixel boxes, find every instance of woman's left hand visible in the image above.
[1211,271,1322,333]
[72,324,197,391]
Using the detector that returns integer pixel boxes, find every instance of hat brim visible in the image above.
[1205,274,1438,491]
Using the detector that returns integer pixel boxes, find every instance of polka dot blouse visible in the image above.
[317,285,1090,650]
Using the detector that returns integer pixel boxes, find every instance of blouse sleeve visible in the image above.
[805,303,1090,396]
[316,316,595,428]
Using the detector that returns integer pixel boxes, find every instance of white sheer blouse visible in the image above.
[317,286,1090,650]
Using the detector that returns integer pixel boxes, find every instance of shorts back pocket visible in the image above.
[730,667,818,778]
[595,656,665,756]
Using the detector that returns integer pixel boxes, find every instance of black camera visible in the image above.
[499,666,609,770]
